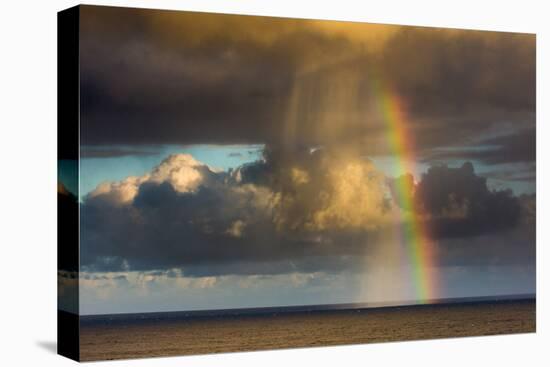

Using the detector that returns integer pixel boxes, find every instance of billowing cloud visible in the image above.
[81,150,389,274]
[81,150,533,275]
[86,154,220,206]
[415,162,523,238]
[234,147,391,232]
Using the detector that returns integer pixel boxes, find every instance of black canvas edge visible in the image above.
[57,4,80,362]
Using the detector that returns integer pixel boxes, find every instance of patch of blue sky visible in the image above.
[80,144,264,201]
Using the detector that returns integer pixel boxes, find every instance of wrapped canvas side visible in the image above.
[57,5,80,362]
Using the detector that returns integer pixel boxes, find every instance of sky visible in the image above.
[59,5,535,315]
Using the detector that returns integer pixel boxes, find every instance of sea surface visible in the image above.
[79,296,535,361]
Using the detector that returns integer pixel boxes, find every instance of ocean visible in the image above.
[79,296,535,361]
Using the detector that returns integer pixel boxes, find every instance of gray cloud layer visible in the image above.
[79,6,535,165]
[425,128,536,165]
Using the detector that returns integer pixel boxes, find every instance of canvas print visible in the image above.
[58,5,536,362]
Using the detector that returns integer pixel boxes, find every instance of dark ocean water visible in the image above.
[79,296,535,361]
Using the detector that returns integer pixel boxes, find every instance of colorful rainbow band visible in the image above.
[372,78,438,302]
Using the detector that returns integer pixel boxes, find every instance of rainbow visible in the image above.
[371,79,438,302]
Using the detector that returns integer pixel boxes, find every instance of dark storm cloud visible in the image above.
[79,5,535,165]
[414,162,522,238]
[375,28,535,157]
[80,150,534,275]
[378,28,535,114]
[386,162,529,241]
[79,6,306,146]
[390,163,535,267]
